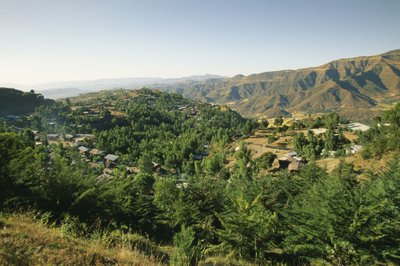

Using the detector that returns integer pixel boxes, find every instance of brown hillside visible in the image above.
[160,50,400,120]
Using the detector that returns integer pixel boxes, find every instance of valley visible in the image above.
[1,86,400,264]
[2,1,400,264]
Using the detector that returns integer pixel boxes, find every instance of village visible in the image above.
[2,87,378,183]
[229,118,371,173]
[5,106,375,182]
[20,90,217,182]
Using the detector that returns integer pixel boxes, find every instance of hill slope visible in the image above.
[0,213,164,265]
[159,50,400,119]
[0,88,54,116]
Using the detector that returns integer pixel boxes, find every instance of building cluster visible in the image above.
[275,151,305,172]
[43,132,119,170]
[176,103,201,117]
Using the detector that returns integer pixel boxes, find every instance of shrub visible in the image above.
[171,226,197,266]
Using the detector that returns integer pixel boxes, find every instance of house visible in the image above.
[104,154,119,168]
[201,151,209,156]
[152,162,162,172]
[47,134,60,140]
[347,122,370,132]
[74,137,86,143]
[192,154,203,160]
[311,128,327,135]
[283,151,304,162]
[64,134,74,141]
[73,141,84,148]
[286,151,297,157]
[288,161,304,172]
[78,146,90,154]
[126,166,140,174]
[75,134,95,139]
[346,144,362,155]
[89,149,105,157]
[351,144,362,154]
[34,134,41,142]
[103,168,114,174]
[89,162,103,168]
[271,154,304,172]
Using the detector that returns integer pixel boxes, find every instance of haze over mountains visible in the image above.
[4,74,221,99]
[3,50,399,120]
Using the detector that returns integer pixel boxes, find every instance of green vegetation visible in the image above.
[1,88,400,265]
[291,112,350,160]
[359,103,400,158]
[0,88,54,116]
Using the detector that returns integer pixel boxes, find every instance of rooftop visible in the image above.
[78,146,90,152]
[347,122,370,132]
[90,149,105,155]
[104,154,119,161]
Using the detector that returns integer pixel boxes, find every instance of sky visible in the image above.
[0,0,399,85]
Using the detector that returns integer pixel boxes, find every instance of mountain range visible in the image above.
[3,75,221,99]
[156,50,400,119]
[2,50,399,120]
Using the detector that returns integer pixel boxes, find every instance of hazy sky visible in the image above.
[1,0,399,84]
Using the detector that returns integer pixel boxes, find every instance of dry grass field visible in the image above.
[0,213,164,266]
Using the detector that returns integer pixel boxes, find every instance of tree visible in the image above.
[324,112,340,129]
[171,226,197,266]
[254,152,276,170]
[274,116,283,127]
[0,133,25,205]
[138,152,153,174]
[350,159,400,263]
[284,162,359,264]
[202,153,225,175]
[216,194,278,262]
[21,129,35,147]
[292,133,308,155]
[324,128,335,152]
[259,119,269,129]
[383,102,400,128]
[65,98,72,107]
[232,143,252,180]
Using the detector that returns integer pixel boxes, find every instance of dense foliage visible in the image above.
[0,88,54,116]
[358,103,400,158]
[1,90,400,265]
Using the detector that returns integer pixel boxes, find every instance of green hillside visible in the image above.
[158,50,400,120]
[2,89,400,265]
[0,88,54,116]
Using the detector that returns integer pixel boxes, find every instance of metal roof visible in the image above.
[104,154,119,161]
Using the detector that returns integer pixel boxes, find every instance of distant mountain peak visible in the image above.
[158,49,400,122]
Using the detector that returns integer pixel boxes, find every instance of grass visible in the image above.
[0,212,166,265]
